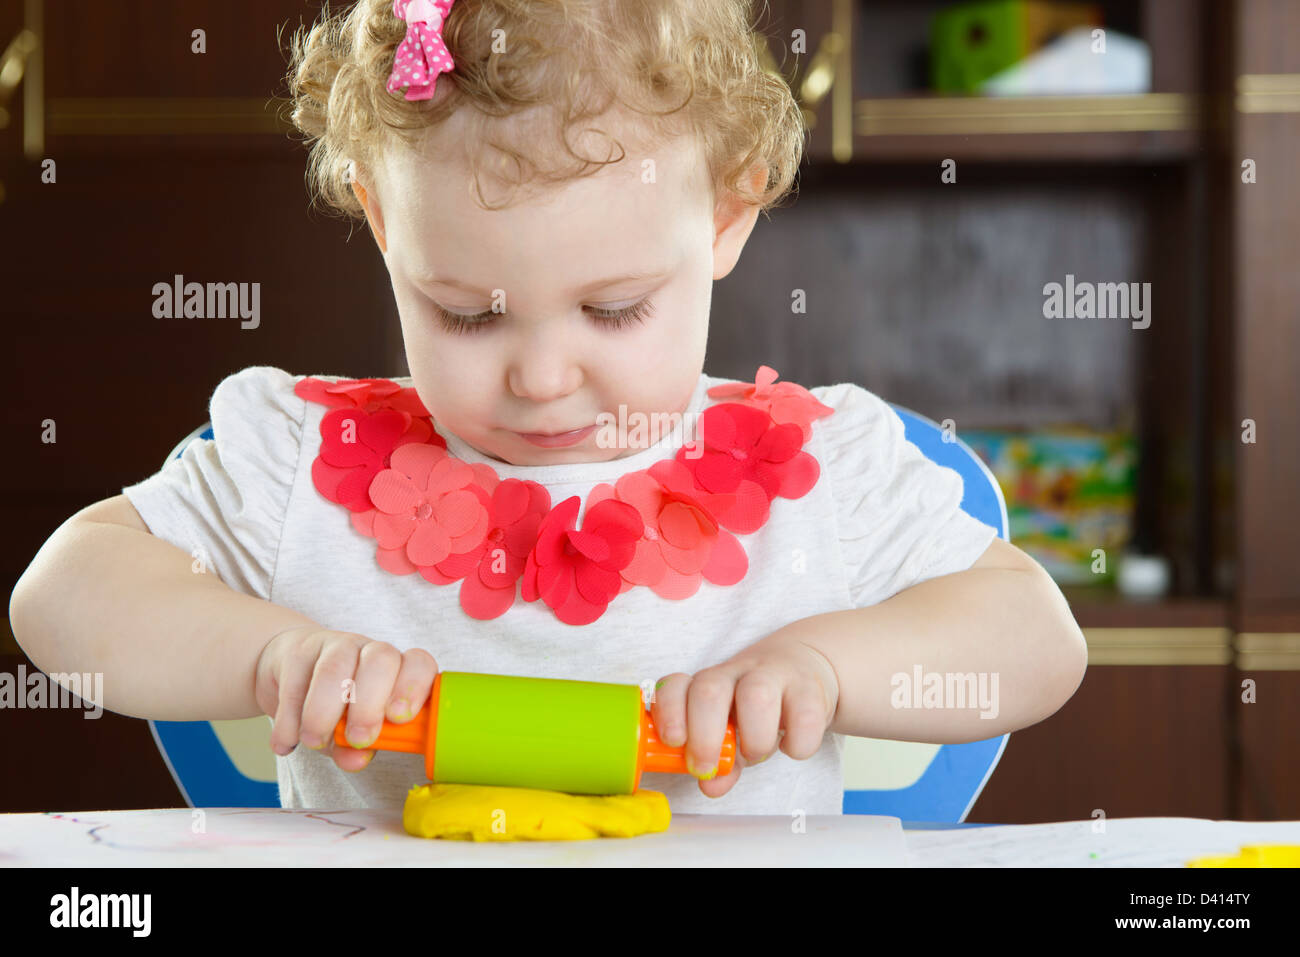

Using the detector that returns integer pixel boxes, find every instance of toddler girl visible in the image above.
[11,0,1086,815]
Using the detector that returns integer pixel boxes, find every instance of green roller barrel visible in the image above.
[432,672,643,795]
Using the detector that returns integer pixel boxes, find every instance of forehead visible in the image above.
[377,108,711,279]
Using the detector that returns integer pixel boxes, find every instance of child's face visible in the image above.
[360,110,761,466]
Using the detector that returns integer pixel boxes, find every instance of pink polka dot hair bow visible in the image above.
[387,0,457,101]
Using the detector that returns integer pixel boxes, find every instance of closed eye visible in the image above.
[431,298,655,336]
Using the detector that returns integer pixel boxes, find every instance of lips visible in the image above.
[514,424,597,448]
[521,426,590,437]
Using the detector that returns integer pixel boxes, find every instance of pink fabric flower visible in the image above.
[521,496,643,625]
[588,460,748,599]
[706,365,834,442]
[295,376,431,418]
[312,407,443,513]
[298,376,444,512]
[675,403,820,534]
[365,443,490,571]
[434,478,553,620]
[295,366,836,626]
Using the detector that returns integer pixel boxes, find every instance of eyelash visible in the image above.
[431,298,655,336]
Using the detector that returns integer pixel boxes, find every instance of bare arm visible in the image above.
[8,494,318,721]
[757,537,1088,743]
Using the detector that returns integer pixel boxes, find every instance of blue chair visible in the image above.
[151,404,1010,818]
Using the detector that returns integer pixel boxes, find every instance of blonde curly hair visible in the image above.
[283,0,806,217]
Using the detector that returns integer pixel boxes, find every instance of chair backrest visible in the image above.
[151,406,1011,818]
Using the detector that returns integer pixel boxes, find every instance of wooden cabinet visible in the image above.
[1,1,1295,817]
[738,0,1300,821]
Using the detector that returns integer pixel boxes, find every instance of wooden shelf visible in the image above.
[844,93,1202,162]
[1061,587,1230,629]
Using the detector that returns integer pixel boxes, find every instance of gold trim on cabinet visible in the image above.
[1083,628,1232,666]
[832,0,851,162]
[1235,74,1300,114]
[856,93,1195,136]
[0,1,44,158]
[23,0,42,157]
[1234,633,1300,671]
[46,97,291,135]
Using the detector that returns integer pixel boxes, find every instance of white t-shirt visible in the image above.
[121,366,997,814]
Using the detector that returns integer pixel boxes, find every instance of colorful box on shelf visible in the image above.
[959,427,1136,585]
[930,0,1102,94]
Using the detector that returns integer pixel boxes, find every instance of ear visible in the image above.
[350,169,389,254]
[712,164,769,281]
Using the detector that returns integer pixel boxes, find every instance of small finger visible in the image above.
[325,735,375,773]
[697,747,745,799]
[780,677,831,760]
[684,669,736,779]
[386,648,439,724]
[731,668,784,764]
[341,641,403,748]
[299,638,363,750]
[650,673,691,749]
[269,644,316,756]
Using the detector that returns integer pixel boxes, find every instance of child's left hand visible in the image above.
[650,639,840,798]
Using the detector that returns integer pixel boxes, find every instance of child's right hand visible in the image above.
[254,624,439,772]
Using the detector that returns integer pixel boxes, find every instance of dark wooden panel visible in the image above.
[1234,668,1300,819]
[0,653,185,812]
[971,664,1232,822]
[1231,0,1300,631]
[2,153,399,497]
[45,0,318,98]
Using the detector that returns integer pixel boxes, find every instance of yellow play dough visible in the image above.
[403,782,671,841]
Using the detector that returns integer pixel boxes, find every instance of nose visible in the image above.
[506,337,583,404]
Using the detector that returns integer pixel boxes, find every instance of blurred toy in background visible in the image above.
[930,1,1152,96]
[959,427,1136,586]
[930,0,1102,93]
[981,26,1151,95]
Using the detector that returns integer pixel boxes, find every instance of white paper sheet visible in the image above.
[905,817,1300,867]
[0,807,909,867]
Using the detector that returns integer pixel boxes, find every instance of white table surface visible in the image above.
[0,807,908,867]
[2,809,1298,866]
[904,817,1300,866]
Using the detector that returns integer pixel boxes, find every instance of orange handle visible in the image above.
[640,709,737,776]
[333,700,432,754]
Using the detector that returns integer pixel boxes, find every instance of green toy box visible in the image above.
[930,0,1102,93]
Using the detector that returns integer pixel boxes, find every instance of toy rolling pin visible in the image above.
[332,671,736,795]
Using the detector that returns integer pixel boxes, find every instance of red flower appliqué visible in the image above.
[675,403,821,534]
[295,376,430,416]
[298,367,833,625]
[707,365,834,442]
[438,478,553,620]
[587,459,747,599]
[296,377,445,512]
[362,443,492,571]
[521,496,643,626]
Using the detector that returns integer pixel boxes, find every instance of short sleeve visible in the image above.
[814,382,999,608]
[120,366,307,600]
